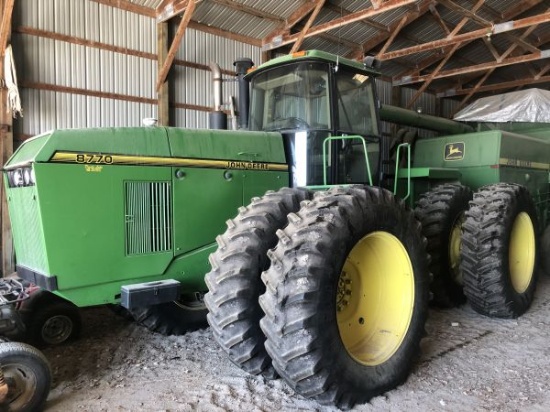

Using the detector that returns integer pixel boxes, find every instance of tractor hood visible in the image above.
[5,127,286,170]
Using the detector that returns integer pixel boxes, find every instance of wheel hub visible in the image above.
[509,212,535,293]
[337,231,415,366]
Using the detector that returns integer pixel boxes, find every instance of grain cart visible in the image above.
[205,50,549,408]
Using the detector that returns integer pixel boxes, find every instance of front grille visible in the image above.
[125,181,172,255]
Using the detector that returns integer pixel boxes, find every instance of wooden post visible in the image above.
[157,21,170,126]
[0,0,15,276]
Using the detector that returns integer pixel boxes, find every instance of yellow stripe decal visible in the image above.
[50,152,289,171]
[499,158,550,171]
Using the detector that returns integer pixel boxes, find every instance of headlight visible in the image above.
[6,166,35,188]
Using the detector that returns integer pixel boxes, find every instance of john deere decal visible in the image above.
[445,142,465,161]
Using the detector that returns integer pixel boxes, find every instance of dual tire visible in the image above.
[416,183,538,318]
[206,185,430,408]
[206,183,539,408]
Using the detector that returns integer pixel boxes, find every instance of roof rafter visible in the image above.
[262,0,417,51]
[404,0,485,108]
[348,0,433,60]
[379,11,550,61]
[396,50,550,86]
[91,0,156,17]
[290,0,326,53]
[156,0,196,91]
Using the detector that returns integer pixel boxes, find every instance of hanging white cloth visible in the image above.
[3,44,22,118]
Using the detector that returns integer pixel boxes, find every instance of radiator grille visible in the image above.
[125,181,172,255]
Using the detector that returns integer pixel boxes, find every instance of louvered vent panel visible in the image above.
[125,181,172,255]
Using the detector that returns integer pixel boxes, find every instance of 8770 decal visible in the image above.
[75,154,113,164]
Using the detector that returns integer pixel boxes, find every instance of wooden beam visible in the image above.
[0,0,15,57]
[438,74,550,97]
[264,1,319,46]
[395,2,543,79]
[208,0,283,22]
[403,0,485,107]
[377,14,408,57]
[15,26,157,59]
[15,26,237,75]
[439,0,540,54]
[188,21,260,46]
[262,0,417,51]
[379,12,550,61]
[90,0,155,18]
[352,0,432,59]
[290,0,325,53]
[429,3,450,36]
[157,0,189,22]
[502,0,543,20]
[397,50,550,85]
[405,42,461,109]
[156,0,195,91]
[158,22,170,126]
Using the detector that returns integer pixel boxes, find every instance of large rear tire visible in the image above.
[130,293,208,335]
[259,186,430,408]
[205,188,311,379]
[0,342,51,412]
[415,184,472,307]
[461,183,538,318]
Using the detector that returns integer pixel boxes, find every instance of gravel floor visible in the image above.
[40,274,550,411]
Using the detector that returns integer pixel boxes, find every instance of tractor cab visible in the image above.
[245,50,382,187]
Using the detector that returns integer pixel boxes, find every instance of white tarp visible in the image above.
[3,44,23,118]
[453,88,550,123]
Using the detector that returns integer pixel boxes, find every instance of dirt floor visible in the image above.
[40,274,550,412]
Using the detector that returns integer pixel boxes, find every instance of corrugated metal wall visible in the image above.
[11,0,262,139]
[11,0,454,140]
[12,0,158,138]
[172,27,262,129]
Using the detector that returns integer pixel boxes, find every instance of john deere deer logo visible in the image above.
[445,142,465,161]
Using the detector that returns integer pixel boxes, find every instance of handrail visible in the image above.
[394,143,411,201]
[322,135,373,186]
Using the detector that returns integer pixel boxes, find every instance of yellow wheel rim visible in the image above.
[509,212,535,293]
[337,232,415,366]
[449,213,465,285]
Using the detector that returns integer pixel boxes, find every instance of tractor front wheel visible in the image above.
[130,293,208,335]
[259,186,430,408]
[415,184,472,307]
[205,187,311,379]
[461,183,538,318]
[23,295,82,347]
[0,342,51,412]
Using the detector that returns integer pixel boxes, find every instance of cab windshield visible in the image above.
[249,60,378,137]
[249,62,330,132]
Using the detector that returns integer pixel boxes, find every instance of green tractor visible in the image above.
[204,50,548,408]
[3,126,291,343]
[2,48,548,408]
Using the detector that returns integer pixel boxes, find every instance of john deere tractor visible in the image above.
[3,49,548,408]
[204,50,549,408]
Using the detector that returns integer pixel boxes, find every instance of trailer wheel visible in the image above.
[130,293,208,335]
[259,186,429,408]
[415,184,472,307]
[205,187,311,379]
[461,183,538,318]
[0,342,51,412]
[27,301,81,347]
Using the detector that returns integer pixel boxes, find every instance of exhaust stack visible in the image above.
[234,58,254,129]
[208,62,227,130]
